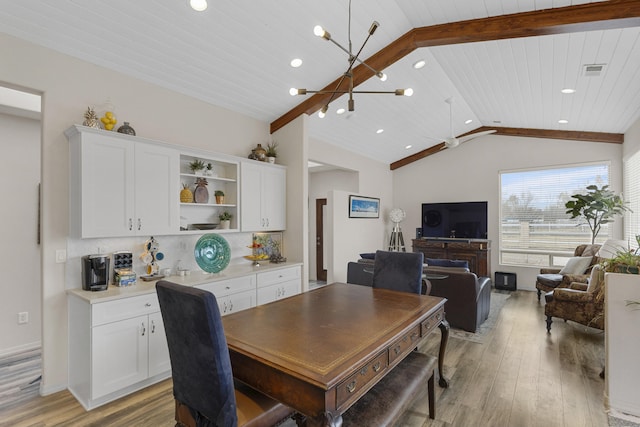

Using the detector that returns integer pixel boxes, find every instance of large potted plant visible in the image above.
[564,184,629,244]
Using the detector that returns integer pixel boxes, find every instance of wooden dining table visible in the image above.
[222,283,449,427]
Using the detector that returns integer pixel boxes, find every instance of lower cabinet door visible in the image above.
[148,312,171,377]
[257,279,300,305]
[92,315,148,399]
[227,290,255,314]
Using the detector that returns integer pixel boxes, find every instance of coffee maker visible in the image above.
[82,254,110,291]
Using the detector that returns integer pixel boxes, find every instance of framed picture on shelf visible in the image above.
[349,195,380,218]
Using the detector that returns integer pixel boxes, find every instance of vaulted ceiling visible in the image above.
[2,0,640,167]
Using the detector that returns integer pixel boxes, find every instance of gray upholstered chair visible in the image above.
[156,281,293,427]
[372,250,424,295]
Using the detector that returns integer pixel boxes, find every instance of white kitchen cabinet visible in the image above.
[68,293,171,410]
[66,125,179,238]
[256,266,301,305]
[196,275,256,315]
[240,161,286,231]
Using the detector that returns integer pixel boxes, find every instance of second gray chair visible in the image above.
[372,250,424,295]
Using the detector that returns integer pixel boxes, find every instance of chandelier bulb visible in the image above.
[318,105,328,118]
[314,25,330,40]
[405,88,414,97]
[289,88,298,96]
[368,21,380,35]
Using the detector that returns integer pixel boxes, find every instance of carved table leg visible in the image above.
[305,411,342,427]
[438,319,450,388]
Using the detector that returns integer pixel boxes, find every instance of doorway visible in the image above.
[0,85,42,404]
[315,198,327,282]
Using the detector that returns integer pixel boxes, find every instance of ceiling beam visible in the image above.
[271,0,640,135]
[389,127,624,170]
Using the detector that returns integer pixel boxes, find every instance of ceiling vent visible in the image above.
[583,64,606,77]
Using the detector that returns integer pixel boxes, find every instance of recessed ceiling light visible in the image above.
[290,58,303,68]
[561,88,576,94]
[413,60,426,69]
[189,0,207,11]
[405,145,412,149]
[558,119,569,124]
[336,108,345,115]
[464,119,473,124]
[376,129,384,134]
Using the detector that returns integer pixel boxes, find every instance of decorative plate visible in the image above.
[194,234,231,273]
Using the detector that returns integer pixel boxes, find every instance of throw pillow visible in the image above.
[559,256,593,275]
[425,258,469,269]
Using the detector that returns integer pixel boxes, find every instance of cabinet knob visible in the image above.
[151,320,156,333]
[144,303,151,307]
[129,218,133,231]
[141,322,146,336]
[137,218,142,230]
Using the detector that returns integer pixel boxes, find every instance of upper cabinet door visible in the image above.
[240,161,286,232]
[134,142,179,236]
[73,131,136,238]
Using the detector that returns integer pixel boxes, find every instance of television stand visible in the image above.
[412,238,491,277]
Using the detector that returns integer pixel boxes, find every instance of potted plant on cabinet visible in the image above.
[219,211,232,229]
[265,141,278,164]
[564,184,629,244]
[189,159,206,175]
[214,190,225,204]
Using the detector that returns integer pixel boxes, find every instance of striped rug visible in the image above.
[0,347,42,410]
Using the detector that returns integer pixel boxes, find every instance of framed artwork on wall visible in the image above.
[349,195,380,218]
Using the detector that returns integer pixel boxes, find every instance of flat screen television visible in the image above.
[421,201,488,239]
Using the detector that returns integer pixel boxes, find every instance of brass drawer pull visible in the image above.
[410,332,418,342]
[360,366,368,376]
[436,313,442,321]
[347,380,356,393]
[373,362,381,372]
[394,346,401,355]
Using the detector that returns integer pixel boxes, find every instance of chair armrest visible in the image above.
[421,278,432,296]
[553,288,594,303]
[540,267,561,274]
[560,273,589,286]
[569,282,588,291]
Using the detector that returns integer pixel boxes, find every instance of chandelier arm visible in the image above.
[326,37,384,77]
[305,90,403,95]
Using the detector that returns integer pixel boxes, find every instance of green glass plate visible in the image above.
[194,234,231,273]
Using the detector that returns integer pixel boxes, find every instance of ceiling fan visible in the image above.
[429,97,496,149]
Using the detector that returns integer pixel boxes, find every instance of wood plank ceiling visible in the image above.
[1,0,640,167]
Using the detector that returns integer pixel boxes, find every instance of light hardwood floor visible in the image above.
[0,290,607,427]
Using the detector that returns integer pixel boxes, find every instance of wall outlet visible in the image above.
[18,312,28,324]
[55,249,67,263]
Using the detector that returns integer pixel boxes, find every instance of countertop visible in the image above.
[67,261,303,304]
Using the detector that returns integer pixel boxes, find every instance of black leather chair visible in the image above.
[156,281,293,427]
[372,250,424,295]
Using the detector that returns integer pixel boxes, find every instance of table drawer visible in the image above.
[421,307,445,337]
[336,351,388,408]
[389,325,421,365]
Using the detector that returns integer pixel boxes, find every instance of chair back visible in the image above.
[156,281,237,426]
[372,250,424,294]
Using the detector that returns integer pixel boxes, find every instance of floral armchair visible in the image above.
[535,244,601,301]
[544,265,605,332]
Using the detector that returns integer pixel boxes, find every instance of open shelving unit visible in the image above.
[179,154,239,233]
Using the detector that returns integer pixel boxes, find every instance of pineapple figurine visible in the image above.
[180,183,194,203]
[194,178,209,204]
[82,107,101,129]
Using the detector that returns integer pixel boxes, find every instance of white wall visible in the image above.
[309,138,393,283]
[624,116,640,160]
[0,112,41,356]
[308,169,359,280]
[392,134,623,290]
[0,33,273,394]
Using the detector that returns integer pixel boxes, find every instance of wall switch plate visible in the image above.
[55,249,67,263]
[18,312,28,324]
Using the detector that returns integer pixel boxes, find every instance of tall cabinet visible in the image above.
[241,160,286,231]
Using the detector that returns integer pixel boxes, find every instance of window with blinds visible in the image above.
[624,151,640,244]
[499,162,611,267]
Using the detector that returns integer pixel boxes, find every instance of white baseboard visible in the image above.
[40,382,67,396]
